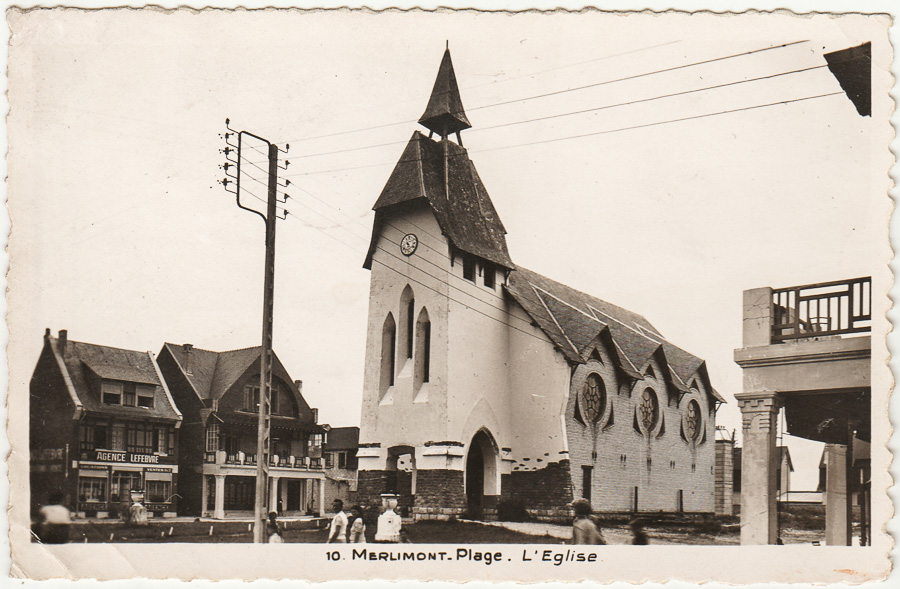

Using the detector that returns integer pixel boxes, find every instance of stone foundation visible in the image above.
[504,460,574,522]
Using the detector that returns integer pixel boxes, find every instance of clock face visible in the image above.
[400,233,418,256]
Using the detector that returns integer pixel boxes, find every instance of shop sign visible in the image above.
[89,451,161,464]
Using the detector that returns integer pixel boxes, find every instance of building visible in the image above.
[322,426,360,507]
[156,343,327,519]
[734,277,871,545]
[356,49,723,522]
[30,329,182,518]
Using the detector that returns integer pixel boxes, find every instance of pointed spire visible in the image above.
[418,48,472,138]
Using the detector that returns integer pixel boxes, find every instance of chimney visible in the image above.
[59,329,68,354]
[294,379,303,393]
[311,408,318,423]
[183,343,193,375]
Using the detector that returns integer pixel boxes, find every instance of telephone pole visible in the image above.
[219,120,290,543]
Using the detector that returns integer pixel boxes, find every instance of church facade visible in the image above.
[357,50,723,522]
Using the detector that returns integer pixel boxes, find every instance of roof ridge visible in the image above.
[164,342,261,355]
[66,339,150,356]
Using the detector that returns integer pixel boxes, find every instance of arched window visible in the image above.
[685,399,702,441]
[399,286,415,361]
[639,388,660,434]
[580,373,606,423]
[380,313,396,397]
[414,308,431,389]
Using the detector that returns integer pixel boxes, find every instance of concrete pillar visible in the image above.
[268,477,280,515]
[736,391,780,545]
[318,478,326,516]
[213,475,226,520]
[742,287,774,347]
[280,478,289,514]
[201,475,209,516]
[824,444,851,546]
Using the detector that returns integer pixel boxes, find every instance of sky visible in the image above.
[7,9,894,491]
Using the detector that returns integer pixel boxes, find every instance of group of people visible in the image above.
[326,499,367,543]
[571,498,649,545]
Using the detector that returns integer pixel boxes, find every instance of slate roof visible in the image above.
[324,426,360,451]
[364,131,514,271]
[163,343,260,401]
[418,48,472,137]
[506,267,724,403]
[57,338,181,421]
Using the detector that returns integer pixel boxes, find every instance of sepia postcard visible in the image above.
[6,4,897,584]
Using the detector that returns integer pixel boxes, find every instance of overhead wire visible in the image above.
[272,39,809,148]
[274,63,829,162]
[283,90,844,177]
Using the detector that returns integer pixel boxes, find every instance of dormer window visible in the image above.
[483,262,495,289]
[137,387,155,408]
[101,381,123,405]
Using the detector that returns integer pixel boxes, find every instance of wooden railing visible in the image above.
[771,277,871,342]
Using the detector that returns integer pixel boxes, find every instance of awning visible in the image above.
[144,470,172,481]
[78,470,108,478]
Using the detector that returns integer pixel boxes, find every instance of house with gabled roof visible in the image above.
[156,343,327,518]
[357,49,723,522]
[30,329,182,519]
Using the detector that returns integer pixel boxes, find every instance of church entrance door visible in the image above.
[465,429,498,520]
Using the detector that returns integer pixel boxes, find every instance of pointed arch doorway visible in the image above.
[465,429,499,519]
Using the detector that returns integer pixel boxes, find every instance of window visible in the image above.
[380,313,396,396]
[127,423,155,454]
[325,453,334,468]
[462,255,476,282]
[206,423,219,453]
[110,424,126,451]
[146,480,170,503]
[338,452,347,469]
[137,385,155,409]
[398,286,415,361]
[79,424,95,451]
[483,262,495,289]
[308,433,323,457]
[123,383,136,407]
[94,425,108,450]
[580,373,606,423]
[414,308,431,390]
[155,426,169,455]
[243,386,260,412]
[102,382,123,405]
[111,471,142,501]
[685,400,702,442]
[78,477,107,503]
[639,388,660,434]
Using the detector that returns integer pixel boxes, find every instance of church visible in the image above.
[357,49,724,522]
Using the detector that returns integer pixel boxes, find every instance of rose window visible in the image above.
[686,400,701,441]
[581,373,606,423]
[639,388,659,433]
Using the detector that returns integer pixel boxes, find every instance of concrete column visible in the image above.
[736,391,780,545]
[268,477,280,515]
[201,475,209,516]
[213,475,226,520]
[742,287,774,347]
[280,479,289,514]
[824,444,851,546]
[318,478,326,516]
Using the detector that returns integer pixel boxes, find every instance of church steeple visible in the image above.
[418,47,472,139]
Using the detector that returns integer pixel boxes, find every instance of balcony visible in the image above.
[771,277,871,343]
[203,450,324,470]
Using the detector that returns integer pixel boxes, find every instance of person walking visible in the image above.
[347,505,367,543]
[571,498,606,545]
[326,499,348,543]
[629,518,649,545]
[36,492,72,544]
[267,511,284,543]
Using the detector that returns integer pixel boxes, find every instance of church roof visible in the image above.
[364,131,514,270]
[506,267,723,402]
[418,48,472,137]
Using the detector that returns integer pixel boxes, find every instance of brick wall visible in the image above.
[505,460,573,521]
[714,439,734,515]
[412,469,465,520]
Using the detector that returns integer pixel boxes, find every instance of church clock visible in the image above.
[400,233,418,256]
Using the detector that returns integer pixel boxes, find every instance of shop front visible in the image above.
[74,450,178,518]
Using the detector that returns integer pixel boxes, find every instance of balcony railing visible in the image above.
[771,277,871,343]
[203,450,324,469]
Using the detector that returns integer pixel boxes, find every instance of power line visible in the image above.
[284,90,843,177]
[277,63,828,162]
[273,39,808,147]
